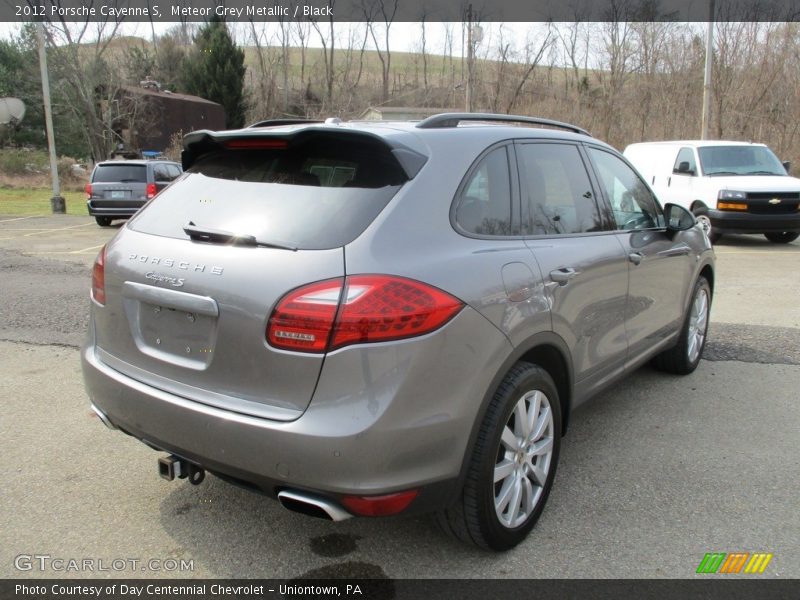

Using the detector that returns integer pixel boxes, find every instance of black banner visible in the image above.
[2,579,799,600]
[3,0,800,23]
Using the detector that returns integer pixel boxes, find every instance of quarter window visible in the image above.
[455,146,513,236]
[167,164,182,180]
[588,147,664,231]
[154,164,172,182]
[517,143,602,235]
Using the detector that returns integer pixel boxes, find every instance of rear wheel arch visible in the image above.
[439,359,564,549]
[517,344,572,435]
[455,333,574,500]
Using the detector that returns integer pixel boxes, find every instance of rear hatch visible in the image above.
[92,128,415,420]
[90,163,148,202]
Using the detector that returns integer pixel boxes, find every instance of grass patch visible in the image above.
[0,187,87,216]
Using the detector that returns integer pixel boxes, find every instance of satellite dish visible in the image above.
[0,98,26,126]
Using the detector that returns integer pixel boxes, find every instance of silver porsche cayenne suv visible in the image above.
[82,113,715,550]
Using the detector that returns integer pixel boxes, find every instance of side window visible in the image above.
[672,147,696,175]
[153,164,171,182]
[455,146,513,236]
[518,143,602,235]
[167,165,182,180]
[588,147,664,231]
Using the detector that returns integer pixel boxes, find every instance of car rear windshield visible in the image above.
[698,145,786,176]
[129,133,408,250]
[92,164,147,183]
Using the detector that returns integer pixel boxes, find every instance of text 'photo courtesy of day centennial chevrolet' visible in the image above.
[82,113,715,550]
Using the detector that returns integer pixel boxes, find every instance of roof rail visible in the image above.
[416,113,590,137]
[248,118,324,128]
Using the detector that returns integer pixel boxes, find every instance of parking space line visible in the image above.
[0,216,37,223]
[29,251,98,256]
[71,244,104,254]
[0,228,53,232]
[22,222,94,237]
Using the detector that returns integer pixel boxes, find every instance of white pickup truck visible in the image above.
[624,140,800,243]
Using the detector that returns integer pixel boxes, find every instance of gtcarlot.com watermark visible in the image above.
[14,554,194,573]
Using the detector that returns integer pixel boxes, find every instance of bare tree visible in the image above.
[293,21,311,92]
[309,3,336,104]
[420,15,429,91]
[248,21,276,120]
[595,2,636,144]
[42,19,129,161]
[505,24,555,114]
[364,0,399,102]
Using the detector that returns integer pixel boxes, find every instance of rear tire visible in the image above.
[437,362,561,551]
[95,217,112,227]
[764,232,799,244]
[652,276,711,375]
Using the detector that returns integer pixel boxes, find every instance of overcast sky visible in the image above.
[0,20,559,60]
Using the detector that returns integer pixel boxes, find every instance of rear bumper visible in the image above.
[87,199,146,217]
[82,307,512,515]
[708,209,800,234]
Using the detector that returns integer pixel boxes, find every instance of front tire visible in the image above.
[438,362,561,550]
[652,276,711,375]
[95,216,112,227]
[693,211,720,243]
[764,232,799,244]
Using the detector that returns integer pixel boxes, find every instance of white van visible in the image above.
[624,140,800,243]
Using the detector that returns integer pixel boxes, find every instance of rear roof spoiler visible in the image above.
[182,128,428,179]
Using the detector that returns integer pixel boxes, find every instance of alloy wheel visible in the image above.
[494,390,554,529]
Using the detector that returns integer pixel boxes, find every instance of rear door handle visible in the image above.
[549,267,579,285]
[629,252,645,265]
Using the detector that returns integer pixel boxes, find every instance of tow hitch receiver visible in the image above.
[158,455,205,485]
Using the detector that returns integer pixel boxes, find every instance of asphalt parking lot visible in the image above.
[0,214,798,579]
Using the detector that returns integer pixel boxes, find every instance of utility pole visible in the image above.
[700,0,715,140]
[465,3,473,113]
[36,21,65,214]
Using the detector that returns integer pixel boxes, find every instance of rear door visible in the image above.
[94,131,409,420]
[585,146,693,363]
[447,142,550,347]
[516,141,629,394]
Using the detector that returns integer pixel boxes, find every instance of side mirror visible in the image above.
[782,160,791,174]
[673,161,695,175]
[663,203,695,233]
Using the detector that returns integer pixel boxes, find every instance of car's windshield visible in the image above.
[698,145,786,176]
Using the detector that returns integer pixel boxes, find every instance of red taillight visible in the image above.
[331,275,464,349]
[223,138,288,150]
[267,275,463,353]
[91,246,106,305]
[84,183,92,198]
[146,182,157,199]
[340,490,419,517]
[267,279,342,352]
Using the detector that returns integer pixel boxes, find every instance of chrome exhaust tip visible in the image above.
[278,490,352,522]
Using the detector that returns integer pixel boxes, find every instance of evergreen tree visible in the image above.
[183,17,247,128]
